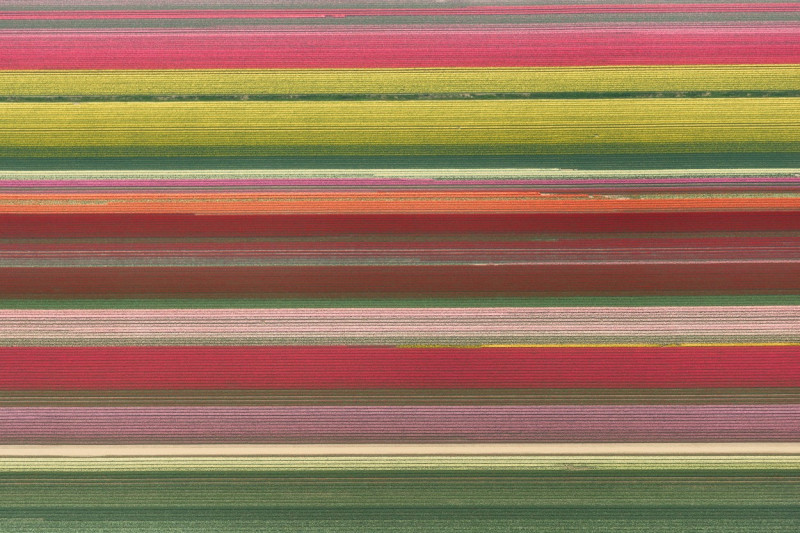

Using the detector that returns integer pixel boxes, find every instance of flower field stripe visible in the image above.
[1,167,799,182]
[1,237,798,267]
[5,5,800,21]
[1,264,799,296]
[4,66,799,97]
[1,451,800,528]
[0,295,797,309]
[4,26,800,69]
[4,198,800,214]
[0,307,796,345]
[1,346,799,390]
[1,153,794,170]
[3,405,800,443]
[2,211,799,238]
[0,99,797,160]
[3,388,800,406]
[4,194,800,214]
[4,446,800,460]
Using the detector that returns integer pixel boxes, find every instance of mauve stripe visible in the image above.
[3,26,799,69]
[1,405,800,443]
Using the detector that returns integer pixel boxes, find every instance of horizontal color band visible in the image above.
[4,168,799,180]
[1,194,800,214]
[3,66,800,96]
[3,388,799,406]
[5,5,800,20]
[3,26,799,68]
[2,405,799,443]
[1,212,798,238]
[0,307,796,345]
[1,346,799,389]
[2,443,800,457]
[0,99,797,158]
[0,264,798,297]
[1,236,797,267]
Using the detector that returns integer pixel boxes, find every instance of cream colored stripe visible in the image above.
[3,443,800,457]
[1,168,799,180]
[2,456,800,472]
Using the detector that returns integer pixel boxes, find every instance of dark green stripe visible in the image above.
[1,476,798,507]
[4,12,798,29]
[1,508,799,533]
[3,144,800,159]
[3,153,800,170]
[2,388,799,406]
[0,295,797,308]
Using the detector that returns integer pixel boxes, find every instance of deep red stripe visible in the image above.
[1,264,799,297]
[2,212,799,239]
[3,27,798,69]
[1,346,797,390]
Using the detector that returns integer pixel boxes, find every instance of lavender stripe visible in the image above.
[1,405,799,443]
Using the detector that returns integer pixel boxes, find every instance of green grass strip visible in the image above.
[0,295,797,309]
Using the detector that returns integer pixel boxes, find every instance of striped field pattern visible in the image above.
[2,1,800,531]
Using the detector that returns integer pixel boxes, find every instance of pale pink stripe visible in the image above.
[0,307,796,341]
